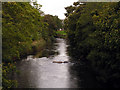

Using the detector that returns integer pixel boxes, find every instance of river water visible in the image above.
[13,38,99,88]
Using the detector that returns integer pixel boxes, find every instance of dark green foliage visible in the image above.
[43,14,63,38]
[65,2,120,87]
[2,63,18,88]
[2,2,43,62]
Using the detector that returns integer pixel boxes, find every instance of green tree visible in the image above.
[64,2,120,87]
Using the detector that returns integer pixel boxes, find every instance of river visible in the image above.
[13,38,100,88]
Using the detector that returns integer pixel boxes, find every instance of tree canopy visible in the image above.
[64,2,120,88]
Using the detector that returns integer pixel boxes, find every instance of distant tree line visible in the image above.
[64,2,120,88]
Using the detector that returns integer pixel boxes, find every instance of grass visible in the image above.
[56,30,67,36]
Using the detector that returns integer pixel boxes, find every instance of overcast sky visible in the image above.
[37,0,78,19]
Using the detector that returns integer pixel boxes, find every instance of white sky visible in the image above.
[37,0,78,19]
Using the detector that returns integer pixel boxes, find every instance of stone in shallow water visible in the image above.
[53,61,63,63]
[52,61,69,63]
[63,61,69,63]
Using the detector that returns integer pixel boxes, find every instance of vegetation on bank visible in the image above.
[56,30,66,36]
[64,2,120,88]
[2,2,62,89]
[56,30,67,38]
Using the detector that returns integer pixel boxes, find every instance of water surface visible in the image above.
[13,38,99,88]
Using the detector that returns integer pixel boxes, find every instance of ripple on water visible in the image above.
[13,38,99,88]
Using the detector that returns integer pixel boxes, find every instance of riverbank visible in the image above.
[16,38,55,61]
[64,2,120,88]
[2,2,63,89]
[10,38,100,88]
[55,30,67,39]
[2,38,55,89]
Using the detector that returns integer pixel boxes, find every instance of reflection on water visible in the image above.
[13,38,99,88]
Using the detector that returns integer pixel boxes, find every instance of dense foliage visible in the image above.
[64,2,120,87]
[2,2,62,88]
[43,14,63,38]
